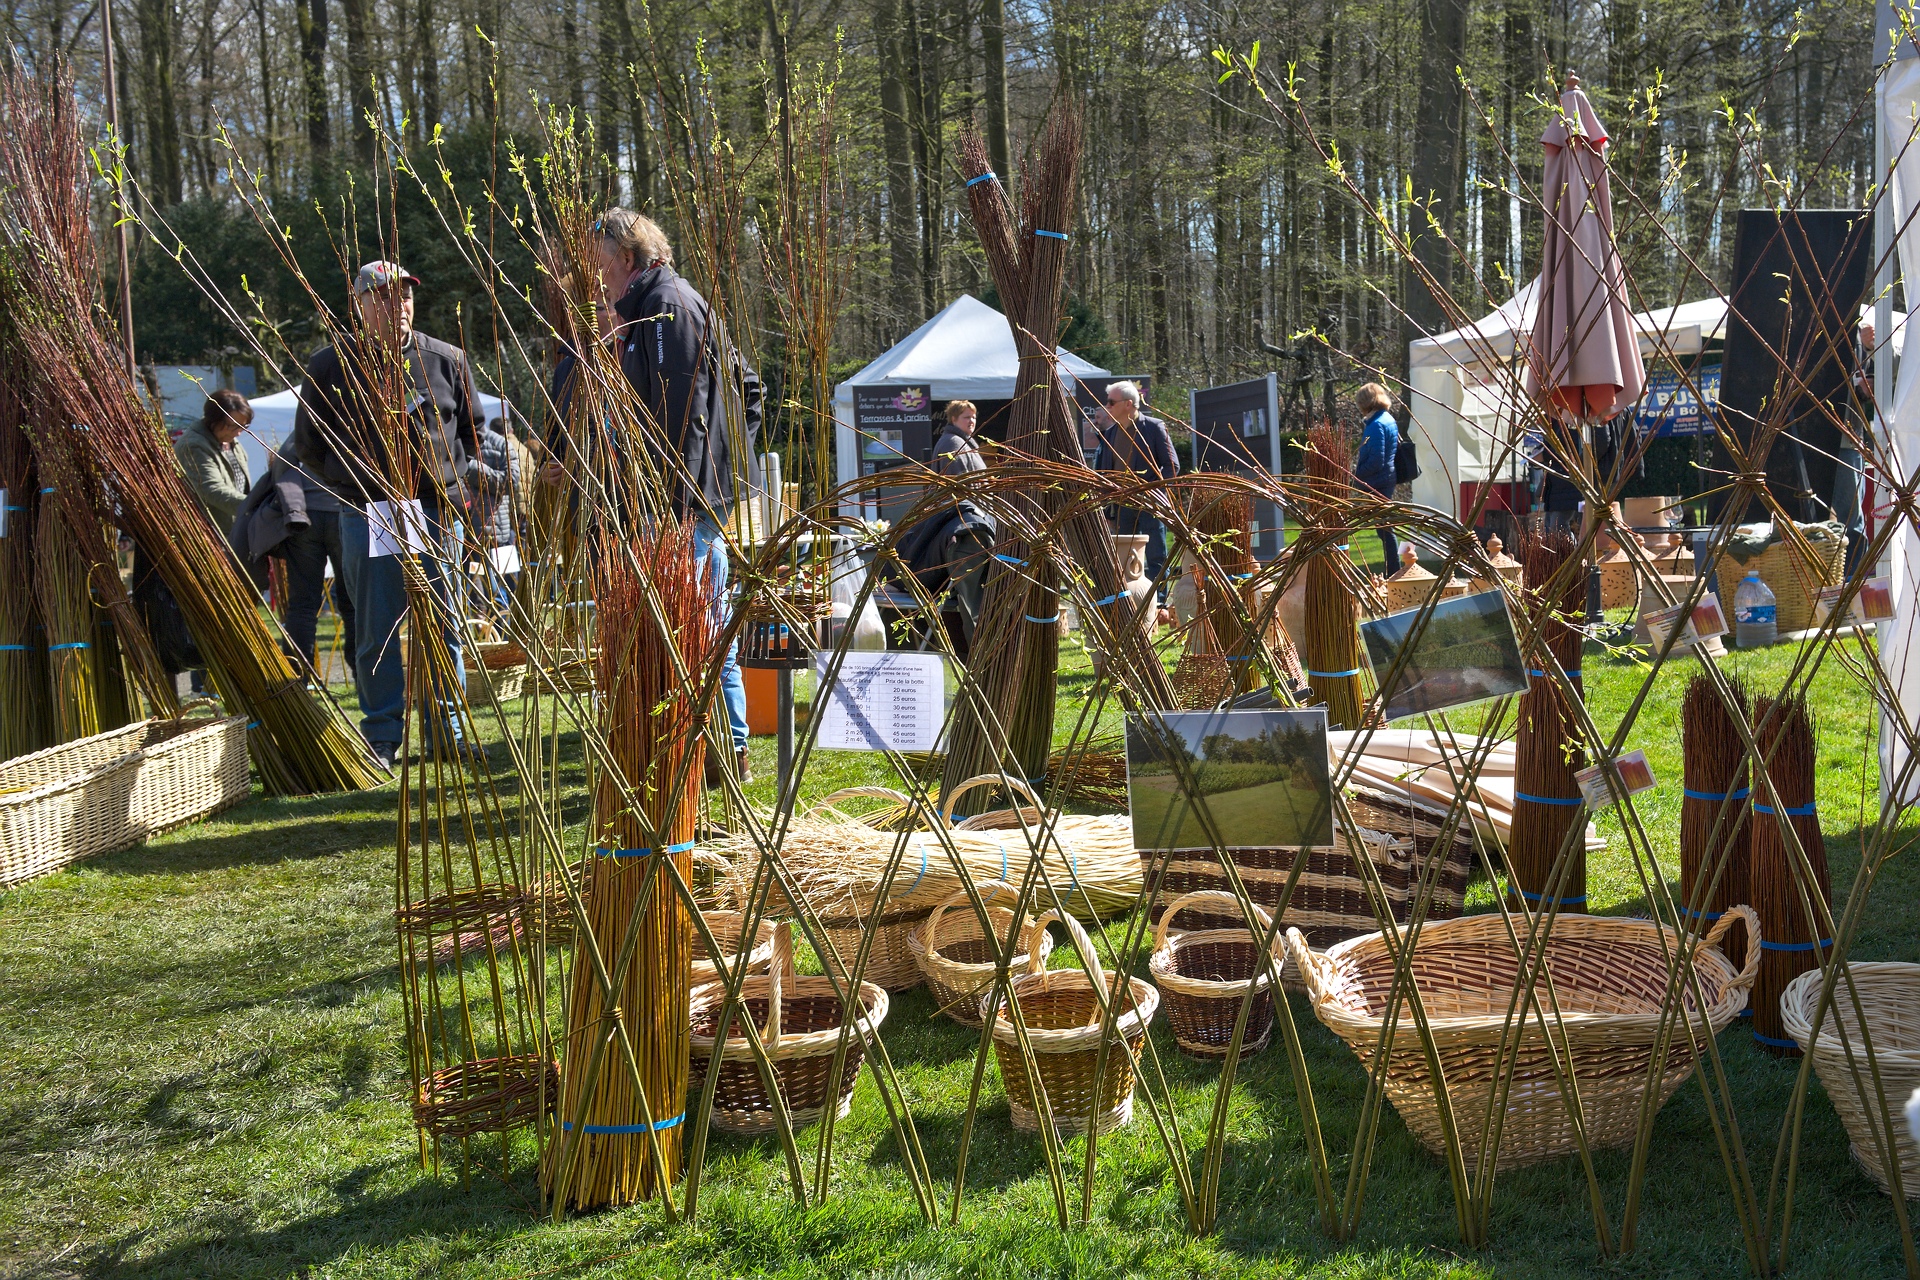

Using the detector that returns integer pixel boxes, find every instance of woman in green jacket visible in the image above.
[174,389,252,533]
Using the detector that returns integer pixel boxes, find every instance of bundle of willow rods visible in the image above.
[33,486,101,743]
[1749,694,1830,1057]
[0,66,376,794]
[907,737,1129,811]
[1185,488,1260,695]
[0,373,48,759]
[1301,425,1367,728]
[546,524,713,1211]
[1508,526,1588,912]
[1681,674,1751,972]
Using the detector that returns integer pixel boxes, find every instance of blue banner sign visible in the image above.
[1636,362,1721,437]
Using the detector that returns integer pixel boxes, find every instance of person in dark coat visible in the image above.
[466,418,517,616]
[1352,382,1400,571]
[933,399,986,477]
[1094,380,1178,599]
[290,260,482,770]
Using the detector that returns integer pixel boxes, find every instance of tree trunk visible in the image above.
[298,0,331,161]
[135,0,183,203]
[256,0,278,186]
[340,0,376,164]
[417,0,441,135]
[875,0,921,318]
[1404,0,1468,341]
[981,0,1008,179]
[596,0,623,193]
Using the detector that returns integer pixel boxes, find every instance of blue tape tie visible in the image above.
[999,842,1007,883]
[49,641,90,651]
[1225,655,1255,662]
[595,840,698,858]
[1759,938,1832,953]
[1335,543,1351,551]
[1754,802,1817,817]
[561,1112,685,1134]
[1678,905,1722,920]
[1229,572,1255,580]
[0,644,26,651]
[245,720,260,730]
[965,171,997,187]
[1025,614,1059,624]
[903,837,930,895]
[1507,883,1588,906]
[1307,667,1361,679]
[1515,791,1585,806]
[1093,592,1126,607]
[1684,787,1751,802]
[993,554,1026,567]
[40,487,54,495]
[1033,229,1069,240]
[1753,1031,1799,1049]
[1528,669,1582,680]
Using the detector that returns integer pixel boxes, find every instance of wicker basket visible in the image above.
[1149,890,1282,1059]
[0,715,250,887]
[689,853,777,988]
[818,903,931,992]
[1289,906,1758,1172]
[908,879,1055,1026]
[475,662,529,702]
[989,909,1159,1136]
[1713,527,1846,635]
[688,922,890,1134]
[1781,962,1920,1197]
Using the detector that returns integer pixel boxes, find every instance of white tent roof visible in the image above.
[243,384,507,486]
[833,294,1110,402]
[1409,277,1729,371]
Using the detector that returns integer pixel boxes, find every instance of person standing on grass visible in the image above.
[273,434,359,684]
[933,399,986,477]
[1353,382,1400,571]
[172,389,254,695]
[1095,380,1178,600]
[291,260,484,772]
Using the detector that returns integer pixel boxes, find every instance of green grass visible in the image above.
[2,630,1914,1278]
[1128,775,1332,851]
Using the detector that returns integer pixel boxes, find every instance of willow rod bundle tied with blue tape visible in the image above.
[1507,526,1587,912]
[1681,674,1752,973]
[1749,694,1831,1057]
[1301,424,1367,729]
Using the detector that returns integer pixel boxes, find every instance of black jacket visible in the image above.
[290,330,482,511]
[1095,413,1179,483]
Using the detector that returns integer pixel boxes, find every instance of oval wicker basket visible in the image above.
[688,923,890,1134]
[1149,890,1281,1060]
[988,909,1159,1137]
[1781,962,1920,1198]
[1288,906,1759,1172]
[908,879,1055,1026]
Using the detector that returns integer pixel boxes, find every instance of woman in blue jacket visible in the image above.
[1352,382,1399,570]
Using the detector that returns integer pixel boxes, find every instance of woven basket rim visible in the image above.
[989,971,1160,1051]
[1781,962,1920,1066]
[1150,929,1282,998]
[691,911,778,985]
[0,714,245,809]
[687,972,889,1062]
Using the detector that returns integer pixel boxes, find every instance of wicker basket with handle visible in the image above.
[1781,962,1920,1198]
[0,715,250,887]
[690,851,777,987]
[1149,890,1282,1059]
[1713,527,1846,635]
[988,908,1159,1136]
[1288,906,1759,1172]
[907,879,1054,1026]
[688,921,890,1134]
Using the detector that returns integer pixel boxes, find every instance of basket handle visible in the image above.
[692,850,738,909]
[1154,889,1275,953]
[810,785,923,828]
[926,878,1017,945]
[763,920,793,1049]
[1026,907,1114,1027]
[1707,903,1763,999]
[939,773,1044,826]
[1283,927,1333,999]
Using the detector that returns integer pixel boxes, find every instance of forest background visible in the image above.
[0,0,1880,445]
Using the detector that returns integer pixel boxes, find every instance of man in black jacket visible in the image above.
[291,260,485,769]
[1094,380,1179,600]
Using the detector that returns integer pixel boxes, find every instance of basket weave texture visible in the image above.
[1290,906,1759,1172]
[819,904,932,992]
[0,715,250,887]
[690,851,776,987]
[988,910,1159,1136]
[907,880,1054,1026]
[1149,890,1281,1059]
[1781,962,1920,1197]
[1713,529,1845,634]
[688,922,889,1134]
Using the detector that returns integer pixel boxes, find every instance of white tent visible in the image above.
[243,385,509,487]
[1879,25,1919,807]
[1404,282,1730,518]
[833,295,1110,509]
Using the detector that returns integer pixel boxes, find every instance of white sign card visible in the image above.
[488,544,523,575]
[368,498,430,558]
[1574,750,1657,810]
[814,650,945,753]
[1642,593,1727,651]
[1818,578,1893,627]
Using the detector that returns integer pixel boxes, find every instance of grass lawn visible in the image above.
[2,615,1915,1278]
[1128,775,1333,851]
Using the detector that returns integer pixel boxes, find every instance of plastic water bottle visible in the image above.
[1734,570,1777,649]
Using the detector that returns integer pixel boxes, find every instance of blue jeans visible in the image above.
[339,504,467,749]
[691,518,750,754]
[281,509,357,676]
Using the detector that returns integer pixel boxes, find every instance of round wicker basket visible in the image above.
[988,910,1159,1137]
[1781,962,1920,1198]
[1148,890,1281,1060]
[907,879,1054,1026]
[818,904,932,992]
[1289,906,1758,1172]
[688,923,890,1135]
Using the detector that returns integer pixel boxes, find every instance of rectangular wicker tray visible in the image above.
[0,715,252,887]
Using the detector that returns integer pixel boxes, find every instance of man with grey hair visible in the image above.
[1094,380,1179,598]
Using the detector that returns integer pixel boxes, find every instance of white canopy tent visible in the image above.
[1878,20,1919,807]
[1404,282,1730,518]
[242,385,509,487]
[833,295,1110,512]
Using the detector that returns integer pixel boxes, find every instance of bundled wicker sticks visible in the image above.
[1681,675,1751,970]
[1507,527,1587,911]
[1750,694,1831,1056]
[0,377,48,759]
[1301,425,1366,729]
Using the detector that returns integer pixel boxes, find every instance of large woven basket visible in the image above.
[1713,528,1846,635]
[988,910,1159,1136]
[1149,890,1282,1059]
[688,922,890,1134]
[907,879,1054,1026]
[1781,962,1920,1197]
[0,715,250,887]
[1289,906,1759,1172]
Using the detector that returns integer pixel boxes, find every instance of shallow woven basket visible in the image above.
[907,879,1054,1027]
[1149,890,1282,1060]
[818,904,931,992]
[1781,962,1920,1197]
[1289,906,1759,1172]
[688,923,890,1134]
[476,662,529,702]
[0,715,250,887]
[1713,530,1846,635]
[988,910,1160,1137]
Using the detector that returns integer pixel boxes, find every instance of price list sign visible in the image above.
[814,651,945,753]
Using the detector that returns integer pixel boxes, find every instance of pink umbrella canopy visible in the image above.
[1525,76,1646,421]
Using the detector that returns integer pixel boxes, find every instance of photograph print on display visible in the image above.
[1125,709,1335,851]
[1359,589,1529,722]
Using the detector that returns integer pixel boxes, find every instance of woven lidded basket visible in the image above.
[688,922,890,1134]
[690,851,776,988]
[1289,906,1759,1172]
[1150,890,1282,1060]
[908,879,1054,1026]
[1781,962,1920,1198]
[0,715,250,887]
[989,909,1159,1137]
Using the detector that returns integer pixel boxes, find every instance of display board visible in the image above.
[814,650,946,753]
[852,383,934,524]
[1190,373,1284,560]
[1636,361,1722,437]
